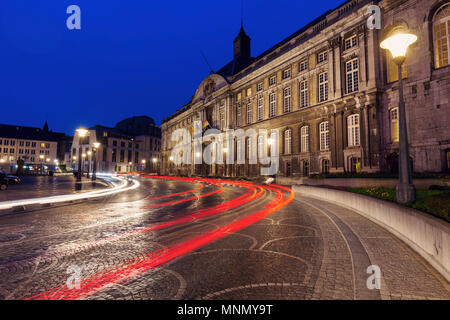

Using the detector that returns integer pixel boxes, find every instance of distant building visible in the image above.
[0,123,59,174]
[70,116,161,173]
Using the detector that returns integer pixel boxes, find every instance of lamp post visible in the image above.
[169,156,174,175]
[87,151,92,179]
[39,155,44,175]
[141,159,146,173]
[380,29,417,204]
[92,142,100,181]
[82,153,86,178]
[152,157,157,174]
[76,128,89,182]
[72,156,77,171]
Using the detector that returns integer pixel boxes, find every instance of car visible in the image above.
[0,172,8,191]
[7,175,21,185]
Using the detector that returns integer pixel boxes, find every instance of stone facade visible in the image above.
[161,0,450,178]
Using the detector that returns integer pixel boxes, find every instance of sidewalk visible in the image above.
[0,176,110,202]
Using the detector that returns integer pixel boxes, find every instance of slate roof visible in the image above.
[0,124,58,142]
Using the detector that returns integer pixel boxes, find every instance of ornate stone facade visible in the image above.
[161,0,450,178]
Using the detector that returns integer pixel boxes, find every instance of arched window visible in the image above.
[319,122,330,151]
[284,129,292,154]
[347,114,360,147]
[300,126,309,153]
[433,3,450,68]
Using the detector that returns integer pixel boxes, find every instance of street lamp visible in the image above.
[380,28,417,204]
[76,128,89,182]
[87,151,92,179]
[92,142,100,181]
[39,155,44,175]
[141,159,146,173]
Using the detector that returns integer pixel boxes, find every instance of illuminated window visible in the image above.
[300,80,309,108]
[257,94,264,121]
[284,129,292,154]
[319,72,328,102]
[387,53,407,82]
[347,114,360,147]
[246,88,252,97]
[346,59,359,93]
[433,3,450,68]
[391,108,399,143]
[300,126,309,153]
[246,103,252,124]
[319,121,330,151]
[283,87,291,113]
[269,93,277,117]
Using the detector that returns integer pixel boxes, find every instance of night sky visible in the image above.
[0,0,344,135]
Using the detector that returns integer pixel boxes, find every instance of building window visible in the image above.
[19,141,24,147]
[344,35,357,50]
[237,92,242,101]
[350,157,362,173]
[318,51,328,63]
[283,87,291,113]
[269,93,277,117]
[299,60,308,72]
[120,150,125,163]
[257,82,263,91]
[347,114,360,147]
[300,80,309,108]
[40,142,45,148]
[257,94,264,121]
[31,142,36,147]
[433,3,450,68]
[319,72,328,102]
[236,105,242,127]
[284,129,292,155]
[319,121,330,151]
[246,88,252,97]
[390,108,399,143]
[10,141,15,146]
[346,59,359,94]
[246,103,253,124]
[387,53,407,82]
[246,138,252,160]
[269,75,277,86]
[282,68,291,79]
[322,159,330,174]
[300,126,309,153]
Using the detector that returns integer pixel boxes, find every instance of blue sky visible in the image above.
[0,0,345,134]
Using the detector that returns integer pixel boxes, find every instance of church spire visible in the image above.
[233,2,251,60]
[43,120,49,132]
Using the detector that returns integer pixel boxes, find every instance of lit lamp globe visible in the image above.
[93,142,101,149]
[380,30,417,65]
[76,128,89,137]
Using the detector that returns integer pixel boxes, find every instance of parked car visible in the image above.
[0,172,8,191]
[7,175,21,185]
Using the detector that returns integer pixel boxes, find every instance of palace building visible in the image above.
[161,0,450,179]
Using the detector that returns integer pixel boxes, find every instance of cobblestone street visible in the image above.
[0,177,448,300]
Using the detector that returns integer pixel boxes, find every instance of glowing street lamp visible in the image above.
[76,128,89,182]
[380,28,417,204]
[92,142,101,181]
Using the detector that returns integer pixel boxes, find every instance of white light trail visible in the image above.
[0,176,140,210]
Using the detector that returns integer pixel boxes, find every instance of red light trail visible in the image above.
[27,181,294,300]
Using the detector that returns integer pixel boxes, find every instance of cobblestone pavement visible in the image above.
[0,177,448,300]
[0,176,109,202]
